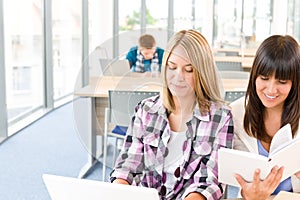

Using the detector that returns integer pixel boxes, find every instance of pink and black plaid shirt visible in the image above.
[110,95,234,200]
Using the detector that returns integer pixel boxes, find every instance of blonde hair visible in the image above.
[162,30,223,114]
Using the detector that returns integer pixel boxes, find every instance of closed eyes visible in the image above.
[167,64,193,73]
[259,75,289,84]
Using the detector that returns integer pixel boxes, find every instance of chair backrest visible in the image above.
[219,70,250,79]
[216,61,243,71]
[224,51,239,56]
[224,91,246,102]
[108,90,160,126]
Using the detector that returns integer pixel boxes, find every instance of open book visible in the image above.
[218,123,300,187]
[273,191,300,200]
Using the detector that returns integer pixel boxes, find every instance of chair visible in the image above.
[219,70,250,79]
[213,52,226,57]
[224,51,239,56]
[216,61,243,71]
[218,71,248,100]
[224,91,246,102]
[102,90,160,181]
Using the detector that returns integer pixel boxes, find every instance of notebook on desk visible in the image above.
[43,174,159,200]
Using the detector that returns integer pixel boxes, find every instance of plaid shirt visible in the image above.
[110,95,234,200]
[135,49,159,72]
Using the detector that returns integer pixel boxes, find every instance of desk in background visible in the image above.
[74,73,249,178]
[214,56,254,69]
[74,74,162,178]
[213,48,257,57]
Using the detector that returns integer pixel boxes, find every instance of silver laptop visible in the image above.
[102,59,131,76]
[43,174,159,200]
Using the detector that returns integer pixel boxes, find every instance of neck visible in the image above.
[173,95,196,114]
[264,106,283,121]
[264,107,283,139]
[169,96,195,132]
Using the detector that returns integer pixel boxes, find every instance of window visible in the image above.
[12,66,31,92]
[52,0,82,100]
[4,0,44,123]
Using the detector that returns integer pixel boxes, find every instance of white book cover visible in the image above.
[218,124,300,187]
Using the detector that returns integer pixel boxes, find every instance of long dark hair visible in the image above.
[244,35,300,142]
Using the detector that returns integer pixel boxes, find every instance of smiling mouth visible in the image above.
[265,94,277,99]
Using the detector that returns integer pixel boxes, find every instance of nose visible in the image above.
[266,80,277,94]
[174,68,185,81]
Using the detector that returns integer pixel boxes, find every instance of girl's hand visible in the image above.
[184,192,206,200]
[234,166,284,200]
[112,178,129,185]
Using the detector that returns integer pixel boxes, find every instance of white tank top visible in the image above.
[163,131,186,193]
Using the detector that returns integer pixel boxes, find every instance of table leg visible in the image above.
[77,97,98,178]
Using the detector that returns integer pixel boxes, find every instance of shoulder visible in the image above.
[126,46,138,57]
[156,47,164,52]
[295,123,300,139]
[129,46,138,52]
[229,97,246,130]
[136,94,164,114]
[229,97,257,151]
[229,96,245,115]
[209,102,232,119]
[156,47,164,55]
[195,103,233,142]
[193,102,233,126]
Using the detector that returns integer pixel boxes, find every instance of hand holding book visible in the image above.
[218,124,300,187]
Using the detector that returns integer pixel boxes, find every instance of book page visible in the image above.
[218,148,269,187]
[269,123,292,156]
[218,138,300,187]
[273,191,300,200]
[218,124,300,187]
[269,138,300,181]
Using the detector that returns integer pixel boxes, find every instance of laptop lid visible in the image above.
[43,174,159,200]
[102,59,131,76]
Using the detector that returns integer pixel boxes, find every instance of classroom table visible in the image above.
[74,73,249,178]
[213,48,257,57]
[214,56,254,69]
[74,74,162,178]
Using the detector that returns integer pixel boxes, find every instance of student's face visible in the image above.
[255,73,292,110]
[141,48,156,60]
[166,46,195,98]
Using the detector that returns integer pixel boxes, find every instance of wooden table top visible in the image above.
[213,48,257,57]
[74,74,249,98]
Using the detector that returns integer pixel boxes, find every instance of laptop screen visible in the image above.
[43,174,159,200]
